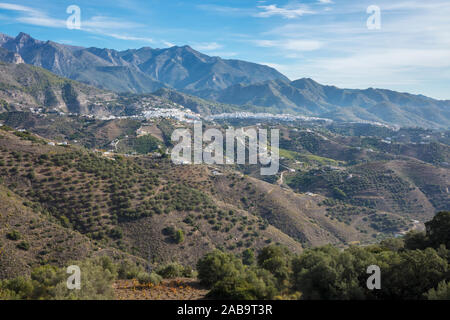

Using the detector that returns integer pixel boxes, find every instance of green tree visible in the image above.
[381,248,448,299]
[6,230,21,241]
[197,250,244,287]
[379,238,404,252]
[332,187,347,200]
[292,245,379,300]
[208,268,277,300]
[426,211,450,248]
[155,263,184,279]
[242,249,255,266]
[425,281,450,300]
[174,229,185,244]
[30,265,64,299]
[404,231,429,250]
[257,245,292,285]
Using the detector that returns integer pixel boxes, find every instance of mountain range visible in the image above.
[0,32,449,129]
[199,78,450,129]
[0,32,286,94]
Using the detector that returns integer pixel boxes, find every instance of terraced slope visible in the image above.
[0,128,304,267]
[1,125,412,270]
[286,160,449,221]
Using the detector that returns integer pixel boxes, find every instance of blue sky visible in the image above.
[0,0,450,99]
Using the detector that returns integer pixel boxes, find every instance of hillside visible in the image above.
[286,160,448,221]
[0,182,149,280]
[0,61,115,115]
[0,60,198,119]
[152,88,241,115]
[0,127,305,267]
[0,47,23,64]
[278,126,450,166]
[0,184,93,279]
[0,32,448,289]
[0,124,416,272]
[199,78,450,129]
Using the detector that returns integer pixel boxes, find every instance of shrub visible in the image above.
[257,245,292,284]
[242,249,255,266]
[197,250,244,287]
[17,241,30,251]
[117,259,143,280]
[53,258,116,300]
[30,265,64,299]
[381,248,448,300]
[404,231,429,250]
[108,227,123,240]
[155,263,185,279]
[291,246,367,300]
[163,226,185,244]
[332,187,347,200]
[0,277,34,300]
[6,230,21,241]
[174,229,185,244]
[208,267,278,300]
[426,281,450,300]
[137,272,162,285]
[426,211,450,249]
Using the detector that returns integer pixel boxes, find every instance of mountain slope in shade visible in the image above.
[0,57,243,119]
[0,60,117,115]
[0,32,289,94]
[0,58,189,118]
[0,47,24,64]
[199,78,450,129]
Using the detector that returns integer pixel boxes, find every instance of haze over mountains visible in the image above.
[0,32,449,129]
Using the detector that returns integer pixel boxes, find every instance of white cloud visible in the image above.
[196,4,256,17]
[16,16,65,28]
[318,0,334,4]
[0,3,155,44]
[192,42,223,51]
[265,47,450,97]
[82,16,143,30]
[0,3,39,14]
[209,51,238,58]
[254,0,450,98]
[162,41,176,47]
[103,33,153,43]
[254,39,323,51]
[313,49,450,73]
[382,1,450,11]
[256,4,314,19]
[0,2,65,28]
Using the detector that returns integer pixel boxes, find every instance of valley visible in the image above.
[0,30,448,301]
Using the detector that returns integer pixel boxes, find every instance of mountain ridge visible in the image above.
[198,78,450,129]
[0,32,288,94]
[1,32,449,129]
